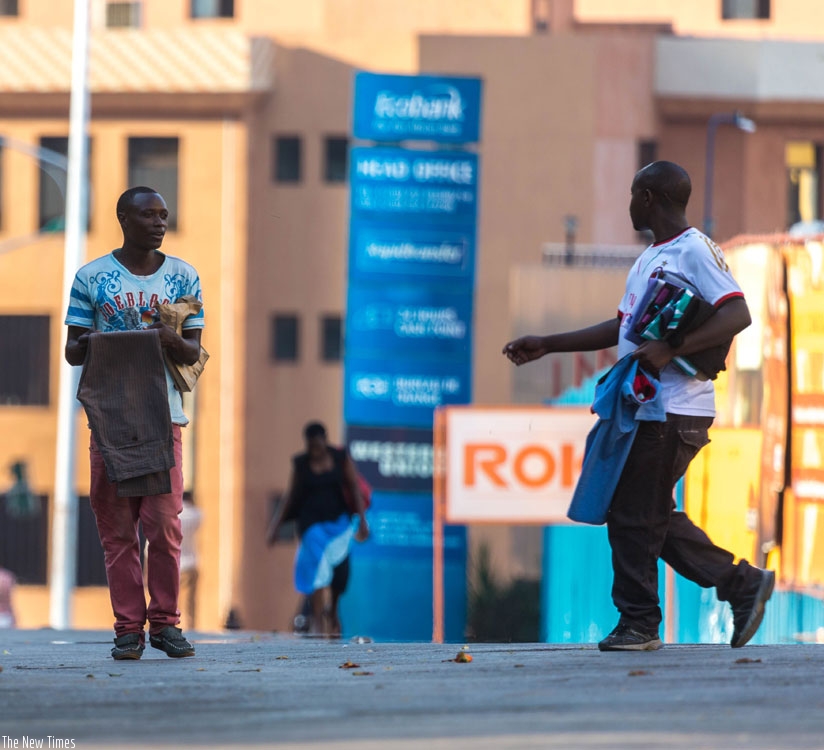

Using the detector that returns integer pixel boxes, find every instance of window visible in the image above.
[0,494,48,584]
[722,0,770,19]
[128,137,179,230]
[38,136,93,232]
[39,137,67,231]
[638,139,658,171]
[320,315,342,362]
[0,0,18,17]
[191,0,234,18]
[786,141,822,228]
[76,497,107,586]
[0,138,4,230]
[324,137,349,183]
[106,2,142,28]
[0,316,50,406]
[273,136,302,183]
[271,314,299,362]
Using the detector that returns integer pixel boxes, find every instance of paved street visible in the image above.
[0,629,823,749]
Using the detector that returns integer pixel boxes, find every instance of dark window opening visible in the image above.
[128,137,179,230]
[0,494,48,584]
[76,497,107,586]
[324,137,349,183]
[273,136,302,183]
[722,0,770,19]
[320,315,342,362]
[106,2,142,28]
[0,139,4,231]
[0,316,50,406]
[271,314,299,362]
[191,0,234,18]
[0,0,19,17]
[38,136,92,232]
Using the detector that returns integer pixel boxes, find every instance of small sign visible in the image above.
[353,73,482,143]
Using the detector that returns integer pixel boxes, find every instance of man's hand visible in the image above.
[631,339,674,376]
[148,323,202,366]
[502,335,549,366]
[65,326,93,366]
[147,321,178,349]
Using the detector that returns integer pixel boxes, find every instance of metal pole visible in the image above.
[702,115,723,239]
[50,0,91,629]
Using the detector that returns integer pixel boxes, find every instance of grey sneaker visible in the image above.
[598,622,663,652]
[149,626,196,658]
[731,569,775,648]
[111,632,145,660]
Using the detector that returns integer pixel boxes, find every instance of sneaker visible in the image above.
[149,626,196,658]
[111,632,145,661]
[598,622,663,652]
[730,569,775,648]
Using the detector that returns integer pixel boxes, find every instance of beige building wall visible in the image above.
[575,0,823,39]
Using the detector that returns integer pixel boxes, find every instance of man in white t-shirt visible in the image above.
[503,161,774,651]
[65,187,203,660]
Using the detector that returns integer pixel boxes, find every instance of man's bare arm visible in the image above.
[503,318,621,366]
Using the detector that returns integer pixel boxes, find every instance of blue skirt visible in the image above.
[294,513,355,595]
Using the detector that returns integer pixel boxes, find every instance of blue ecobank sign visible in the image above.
[344,356,471,428]
[346,282,472,359]
[353,72,482,143]
[343,72,481,641]
[350,147,479,222]
[349,225,474,282]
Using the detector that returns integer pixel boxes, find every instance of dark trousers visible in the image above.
[606,413,759,632]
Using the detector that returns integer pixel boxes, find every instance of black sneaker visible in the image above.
[730,569,775,648]
[111,632,145,661]
[149,626,196,658]
[598,622,663,652]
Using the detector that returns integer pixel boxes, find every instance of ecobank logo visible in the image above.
[373,85,465,125]
[353,73,482,143]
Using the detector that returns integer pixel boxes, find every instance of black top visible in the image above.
[290,447,349,536]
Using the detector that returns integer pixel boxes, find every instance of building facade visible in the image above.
[0,0,822,632]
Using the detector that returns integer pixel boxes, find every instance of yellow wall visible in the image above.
[685,427,761,565]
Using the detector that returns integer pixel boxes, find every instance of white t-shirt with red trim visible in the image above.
[617,227,744,416]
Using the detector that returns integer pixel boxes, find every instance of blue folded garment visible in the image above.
[566,355,666,525]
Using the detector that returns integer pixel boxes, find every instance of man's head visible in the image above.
[303,421,328,456]
[116,187,168,251]
[629,161,691,232]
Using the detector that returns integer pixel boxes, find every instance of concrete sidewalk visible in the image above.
[0,629,822,749]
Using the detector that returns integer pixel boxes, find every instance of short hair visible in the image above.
[303,421,327,441]
[116,186,160,218]
[635,161,691,208]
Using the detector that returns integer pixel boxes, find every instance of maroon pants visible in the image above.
[89,426,184,639]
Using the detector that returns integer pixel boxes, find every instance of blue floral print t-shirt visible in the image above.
[65,251,205,425]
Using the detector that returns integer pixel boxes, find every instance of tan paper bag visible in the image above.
[155,295,210,392]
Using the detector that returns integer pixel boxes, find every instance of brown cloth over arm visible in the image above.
[76,329,175,497]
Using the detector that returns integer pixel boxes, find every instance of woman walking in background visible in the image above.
[267,422,369,637]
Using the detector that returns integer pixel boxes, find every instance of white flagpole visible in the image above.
[50,0,91,629]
